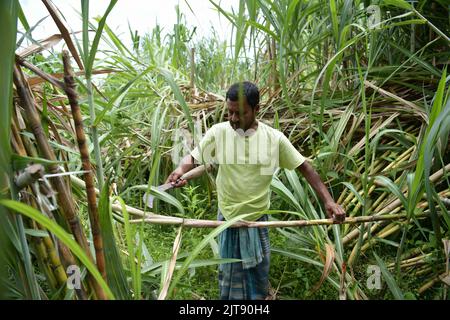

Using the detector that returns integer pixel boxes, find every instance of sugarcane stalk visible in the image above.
[349,192,445,251]
[418,272,449,294]
[128,212,432,228]
[352,190,444,252]
[342,162,450,245]
[349,189,450,248]
[70,173,434,230]
[347,223,401,265]
[349,159,409,217]
[415,266,433,277]
[11,118,88,299]
[56,240,89,300]
[40,227,68,287]
[31,221,58,292]
[85,74,105,191]
[387,253,432,269]
[70,174,168,220]
[12,64,107,300]
[62,50,106,281]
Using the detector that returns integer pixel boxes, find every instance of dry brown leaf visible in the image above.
[158,226,183,300]
[310,243,335,294]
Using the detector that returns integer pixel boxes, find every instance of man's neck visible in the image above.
[247,119,258,131]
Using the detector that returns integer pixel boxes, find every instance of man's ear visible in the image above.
[255,104,260,113]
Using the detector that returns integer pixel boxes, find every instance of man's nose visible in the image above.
[230,113,239,122]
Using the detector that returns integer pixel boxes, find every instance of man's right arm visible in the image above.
[166,125,216,188]
[165,154,195,188]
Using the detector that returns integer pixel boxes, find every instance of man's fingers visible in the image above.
[172,179,187,188]
[332,211,346,223]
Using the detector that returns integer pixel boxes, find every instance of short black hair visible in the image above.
[226,81,260,109]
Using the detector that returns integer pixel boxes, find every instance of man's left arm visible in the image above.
[297,161,346,223]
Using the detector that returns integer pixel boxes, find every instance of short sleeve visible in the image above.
[191,126,216,164]
[278,133,305,170]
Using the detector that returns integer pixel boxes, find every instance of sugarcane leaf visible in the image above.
[17,2,29,31]
[157,67,195,136]
[113,196,139,299]
[374,175,407,209]
[167,212,257,298]
[94,64,154,126]
[271,247,324,268]
[0,199,115,299]
[11,154,66,171]
[86,0,118,75]
[310,243,335,293]
[342,182,365,207]
[127,185,185,214]
[42,0,84,70]
[382,0,412,10]
[98,181,131,299]
[374,252,404,300]
[24,229,49,238]
[271,176,302,212]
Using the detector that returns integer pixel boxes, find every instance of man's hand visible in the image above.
[325,201,346,224]
[165,168,188,188]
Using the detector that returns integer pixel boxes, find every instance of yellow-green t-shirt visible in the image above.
[191,121,305,221]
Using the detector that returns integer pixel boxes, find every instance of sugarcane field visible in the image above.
[1,0,450,303]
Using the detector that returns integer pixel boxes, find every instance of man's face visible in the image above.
[227,97,258,132]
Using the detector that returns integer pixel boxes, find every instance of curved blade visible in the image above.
[143,183,173,208]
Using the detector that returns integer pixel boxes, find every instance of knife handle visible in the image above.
[180,164,211,181]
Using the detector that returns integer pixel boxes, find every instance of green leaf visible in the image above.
[374,252,404,300]
[0,200,115,299]
[167,212,257,298]
[0,0,17,178]
[158,67,195,136]
[11,154,66,171]
[382,0,412,10]
[86,0,118,75]
[342,182,365,207]
[17,2,30,31]
[24,229,49,238]
[127,185,185,214]
[271,176,302,212]
[98,181,131,299]
[374,176,407,210]
[113,196,140,299]
[271,248,323,268]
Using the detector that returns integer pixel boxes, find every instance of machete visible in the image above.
[143,164,211,208]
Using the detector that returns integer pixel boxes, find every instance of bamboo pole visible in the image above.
[12,64,107,300]
[62,50,106,281]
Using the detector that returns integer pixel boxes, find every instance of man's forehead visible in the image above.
[227,99,249,110]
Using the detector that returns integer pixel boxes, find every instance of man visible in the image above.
[165,81,345,300]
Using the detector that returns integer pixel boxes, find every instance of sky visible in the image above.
[18,0,238,47]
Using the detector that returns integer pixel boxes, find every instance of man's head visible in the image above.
[226,81,260,132]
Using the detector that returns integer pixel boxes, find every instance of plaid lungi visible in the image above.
[217,211,270,300]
